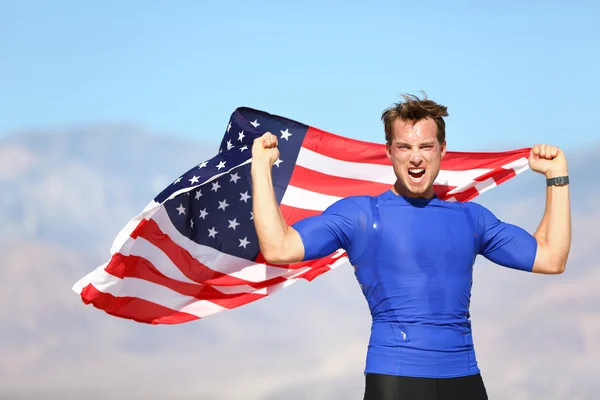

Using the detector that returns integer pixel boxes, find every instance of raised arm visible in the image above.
[251,132,305,264]
[529,144,571,274]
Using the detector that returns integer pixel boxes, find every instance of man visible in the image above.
[250,93,571,400]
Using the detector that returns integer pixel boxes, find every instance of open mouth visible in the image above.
[408,168,426,182]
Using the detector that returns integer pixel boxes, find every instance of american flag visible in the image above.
[72,107,531,324]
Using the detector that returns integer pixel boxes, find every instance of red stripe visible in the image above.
[304,126,531,171]
[136,218,285,288]
[289,164,461,199]
[303,127,390,165]
[482,166,517,185]
[289,165,391,197]
[80,284,198,325]
[104,253,268,303]
[441,148,531,171]
[449,186,480,202]
[280,204,321,225]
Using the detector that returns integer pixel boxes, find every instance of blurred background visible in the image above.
[1,1,599,399]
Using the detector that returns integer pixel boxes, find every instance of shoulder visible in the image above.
[323,195,373,216]
[455,201,499,232]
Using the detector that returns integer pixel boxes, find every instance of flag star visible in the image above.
[250,211,253,220]
[208,227,218,238]
[190,219,194,229]
[216,161,226,170]
[174,177,182,184]
[218,199,229,210]
[211,181,221,192]
[226,140,233,150]
[189,176,200,184]
[227,122,232,132]
[199,208,208,219]
[240,191,251,202]
[176,204,186,215]
[280,129,292,140]
[238,130,245,142]
[240,145,248,152]
[250,119,260,128]
[230,172,240,183]
[239,237,250,248]
[274,158,283,167]
[195,190,202,200]
[198,161,208,169]
[228,218,240,230]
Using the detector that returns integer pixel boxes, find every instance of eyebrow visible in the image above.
[395,140,436,146]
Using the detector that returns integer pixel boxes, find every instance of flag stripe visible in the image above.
[151,207,298,281]
[289,164,391,197]
[82,284,200,324]
[279,204,322,226]
[302,126,531,170]
[294,146,527,193]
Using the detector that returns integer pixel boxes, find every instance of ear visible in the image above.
[440,140,447,157]
[385,143,392,159]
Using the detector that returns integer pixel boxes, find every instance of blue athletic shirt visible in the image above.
[292,189,537,378]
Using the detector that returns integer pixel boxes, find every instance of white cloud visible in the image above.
[0,144,38,181]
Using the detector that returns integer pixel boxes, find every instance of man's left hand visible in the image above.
[528,144,568,178]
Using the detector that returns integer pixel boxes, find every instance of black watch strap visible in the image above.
[546,176,569,186]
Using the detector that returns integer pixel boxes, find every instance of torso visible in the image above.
[346,190,482,378]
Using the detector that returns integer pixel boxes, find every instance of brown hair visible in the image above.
[381,92,448,145]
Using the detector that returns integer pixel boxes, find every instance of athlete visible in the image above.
[250,93,571,400]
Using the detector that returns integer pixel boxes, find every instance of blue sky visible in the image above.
[2,0,599,151]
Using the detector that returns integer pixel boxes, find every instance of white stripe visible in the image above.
[88,269,227,318]
[296,147,493,187]
[281,185,342,211]
[126,237,201,285]
[72,262,109,294]
[502,157,529,174]
[151,206,304,283]
[110,200,159,255]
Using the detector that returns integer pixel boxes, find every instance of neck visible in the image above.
[391,181,436,199]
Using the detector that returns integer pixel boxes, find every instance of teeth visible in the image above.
[409,168,424,173]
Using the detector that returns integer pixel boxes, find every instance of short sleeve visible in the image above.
[291,197,369,262]
[474,203,538,272]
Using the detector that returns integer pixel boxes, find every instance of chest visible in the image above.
[370,204,478,275]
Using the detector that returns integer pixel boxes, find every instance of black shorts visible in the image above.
[363,372,488,400]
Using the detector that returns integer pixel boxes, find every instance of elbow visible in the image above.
[544,256,568,275]
[260,248,288,265]
[548,261,566,275]
[554,258,568,274]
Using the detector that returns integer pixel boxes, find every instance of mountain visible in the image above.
[0,126,597,400]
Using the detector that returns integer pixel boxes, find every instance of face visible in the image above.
[385,117,446,198]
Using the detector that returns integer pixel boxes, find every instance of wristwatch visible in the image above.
[546,176,569,186]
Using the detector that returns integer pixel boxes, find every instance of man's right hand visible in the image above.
[252,132,280,167]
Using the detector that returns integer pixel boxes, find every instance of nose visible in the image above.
[409,149,423,165]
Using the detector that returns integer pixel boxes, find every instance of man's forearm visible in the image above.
[533,177,571,273]
[251,162,289,259]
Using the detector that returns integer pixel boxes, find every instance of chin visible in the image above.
[402,175,435,197]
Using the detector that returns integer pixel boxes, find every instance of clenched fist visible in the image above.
[528,144,568,178]
[252,132,280,167]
